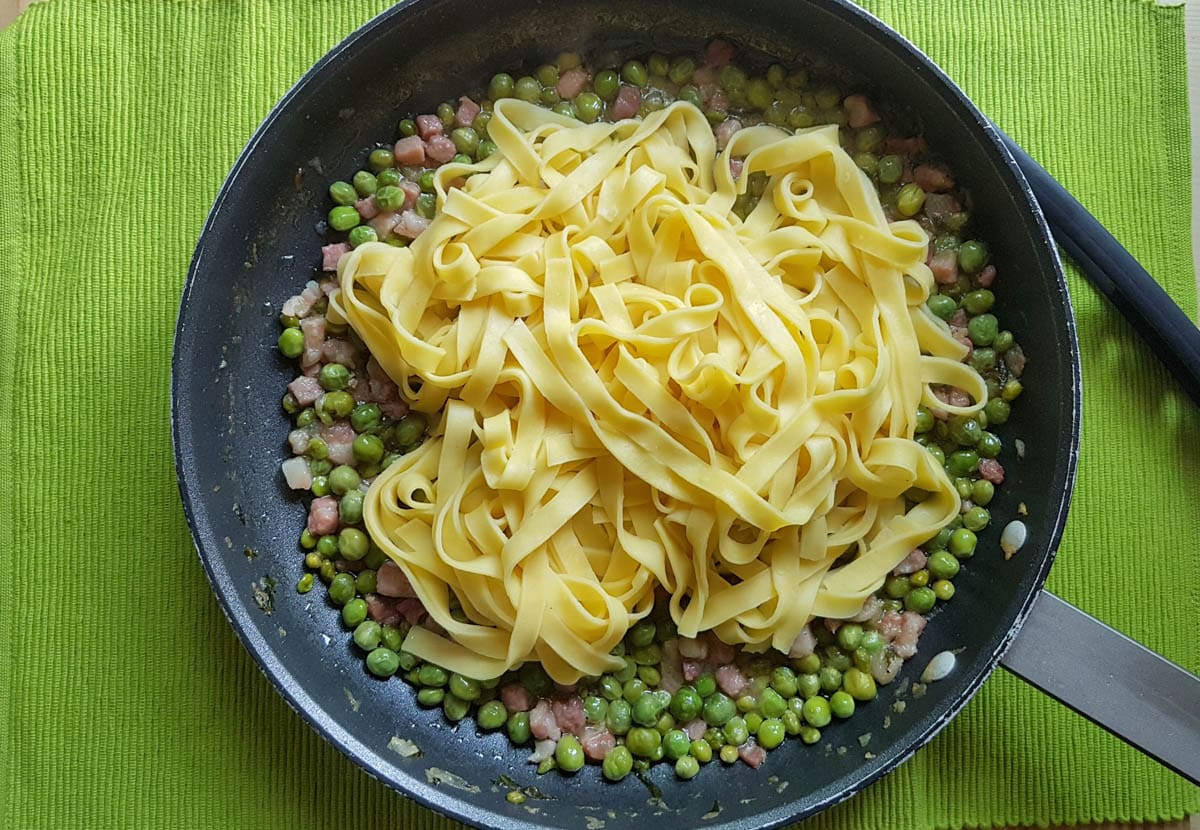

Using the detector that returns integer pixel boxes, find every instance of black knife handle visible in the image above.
[997,130,1200,408]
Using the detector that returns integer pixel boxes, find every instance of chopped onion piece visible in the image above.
[920,650,957,683]
[1001,520,1028,559]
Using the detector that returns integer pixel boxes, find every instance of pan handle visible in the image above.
[999,590,1200,785]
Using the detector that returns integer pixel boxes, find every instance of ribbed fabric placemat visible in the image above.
[0,1,1197,828]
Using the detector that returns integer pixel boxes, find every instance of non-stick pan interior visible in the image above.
[172,0,1079,827]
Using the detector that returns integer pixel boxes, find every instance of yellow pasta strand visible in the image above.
[331,100,978,683]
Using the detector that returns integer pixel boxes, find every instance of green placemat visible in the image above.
[1,1,1197,828]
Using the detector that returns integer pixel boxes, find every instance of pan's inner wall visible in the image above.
[173,0,1077,827]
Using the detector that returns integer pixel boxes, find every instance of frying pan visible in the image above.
[170,0,1200,827]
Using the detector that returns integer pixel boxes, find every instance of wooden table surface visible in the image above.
[0,1,1191,829]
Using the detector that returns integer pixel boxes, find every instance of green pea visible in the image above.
[574,92,604,123]
[375,184,404,212]
[514,76,541,102]
[818,666,842,693]
[972,479,995,507]
[489,73,515,100]
[592,69,619,101]
[905,586,936,613]
[277,327,304,359]
[670,686,703,722]
[631,643,660,666]
[296,573,314,594]
[723,716,749,746]
[603,745,633,780]
[328,466,360,497]
[962,289,995,315]
[551,100,578,119]
[958,240,988,273]
[328,205,361,231]
[530,63,558,88]
[550,734,583,772]
[507,711,531,744]
[446,673,480,702]
[348,225,377,248]
[321,391,354,420]
[349,434,383,467]
[450,127,480,156]
[756,687,784,719]
[661,728,691,761]
[397,119,417,138]
[366,148,392,172]
[347,404,380,435]
[836,623,864,652]
[578,696,605,724]
[757,718,786,750]
[736,694,757,715]
[884,575,911,599]
[933,579,956,601]
[968,312,998,346]
[626,726,661,758]
[719,744,740,764]
[476,140,498,161]
[352,170,378,197]
[315,533,338,558]
[632,692,665,727]
[339,529,368,561]
[394,411,427,449]
[949,527,977,558]
[928,549,960,580]
[416,687,444,707]
[829,690,856,718]
[380,625,403,651]
[802,695,831,727]
[992,329,1014,353]
[414,664,446,688]
[702,692,736,726]
[927,293,957,321]
[843,667,877,701]
[621,60,648,87]
[964,505,990,532]
[348,621,380,652]
[606,698,632,735]
[665,56,694,85]
[948,450,980,477]
[627,620,656,648]
[896,183,926,217]
[469,699,504,731]
[376,168,402,189]
[339,596,367,626]
[670,755,698,780]
[970,348,997,373]
[788,105,815,128]
[318,363,350,392]
[622,677,647,705]
[950,417,982,446]
[300,531,318,554]
[328,572,356,605]
[436,102,456,126]
[855,125,885,153]
[746,77,773,110]
[770,666,798,698]
[599,675,623,701]
[694,673,717,699]
[719,64,747,91]
[613,656,637,684]
[877,154,903,184]
[366,647,400,677]
[329,180,358,206]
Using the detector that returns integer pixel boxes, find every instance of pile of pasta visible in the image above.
[330,99,984,683]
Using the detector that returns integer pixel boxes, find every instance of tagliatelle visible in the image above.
[329,99,983,683]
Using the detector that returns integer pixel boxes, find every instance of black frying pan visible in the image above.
[170,1,1198,827]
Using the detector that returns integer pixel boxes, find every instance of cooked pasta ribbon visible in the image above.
[331,100,978,683]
